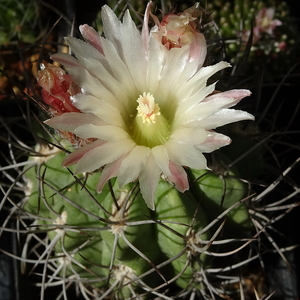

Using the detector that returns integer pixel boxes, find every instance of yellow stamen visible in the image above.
[136,92,161,124]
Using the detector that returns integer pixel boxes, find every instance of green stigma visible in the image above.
[131,92,170,148]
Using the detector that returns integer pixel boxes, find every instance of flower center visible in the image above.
[261,16,271,29]
[131,92,170,148]
[136,92,161,124]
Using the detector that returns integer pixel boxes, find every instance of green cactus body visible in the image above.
[98,179,164,295]
[188,168,251,236]
[24,146,109,253]
[99,180,159,262]
[100,241,150,299]
[154,180,209,289]
[61,237,107,285]
[23,143,252,294]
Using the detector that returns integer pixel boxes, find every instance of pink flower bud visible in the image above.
[37,64,80,115]
[151,3,206,65]
[159,5,200,49]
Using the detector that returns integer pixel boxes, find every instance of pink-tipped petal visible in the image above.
[45,112,104,132]
[79,24,104,54]
[51,53,83,68]
[62,140,105,167]
[168,161,189,192]
[202,89,252,108]
[196,131,231,153]
[189,31,207,67]
[74,139,134,174]
[166,140,207,170]
[196,109,255,129]
[97,156,124,192]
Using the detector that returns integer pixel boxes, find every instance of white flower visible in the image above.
[44,2,254,210]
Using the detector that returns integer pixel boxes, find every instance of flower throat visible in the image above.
[131,92,170,148]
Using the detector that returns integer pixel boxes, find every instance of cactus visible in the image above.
[0,1,299,300]
[20,137,253,298]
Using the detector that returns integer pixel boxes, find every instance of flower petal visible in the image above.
[177,61,231,99]
[175,82,216,116]
[74,124,129,141]
[97,157,124,192]
[65,36,104,63]
[170,127,207,145]
[117,15,148,92]
[101,5,122,47]
[63,140,105,167]
[189,31,207,67]
[139,154,161,210]
[196,109,255,129]
[79,24,104,54]
[151,145,171,178]
[80,57,129,105]
[165,140,207,170]
[45,112,104,132]
[71,94,124,126]
[196,131,231,153]
[118,146,151,187]
[178,89,252,125]
[51,53,83,68]
[66,67,119,104]
[201,89,252,108]
[100,38,136,98]
[168,161,189,192]
[74,139,135,174]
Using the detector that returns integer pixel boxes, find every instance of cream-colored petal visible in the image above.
[151,145,171,178]
[81,57,129,104]
[45,112,104,132]
[118,146,151,187]
[74,124,129,141]
[176,61,230,100]
[75,139,135,174]
[51,53,82,68]
[101,5,122,47]
[66,67,119,104]
[71,94,124,126]
[65,36,103,63]
[195,132,231,153]
[168,161,189,192]
[165,140,207,170]
[63,140,105,167]
[177,89,252,125]
[189,31,207,68]
[138,154,161,210]
[120,11,148,91]
[170,127,207,145]
[175,83,216,116]
[146,36,166,91]
[100,38,137,101]
[158,47,190,95]
[201,89,252,108]
[79,24,103,54]
[196,109,255,129]
[97,157,124,192]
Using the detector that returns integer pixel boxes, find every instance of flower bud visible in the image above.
[37,64,80,115]
[152,3,206,64]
